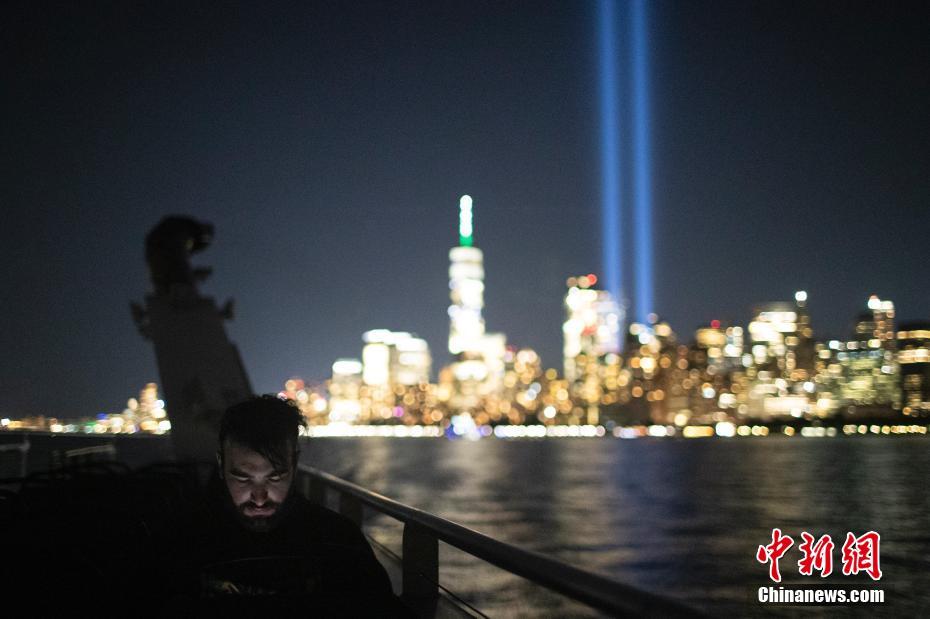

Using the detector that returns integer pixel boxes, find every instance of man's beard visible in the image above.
[233,500,285,532]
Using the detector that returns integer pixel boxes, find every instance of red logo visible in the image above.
[758,529,881,582]
[756,528,794,583]
[798,532,834,577]
[841,531,882,581]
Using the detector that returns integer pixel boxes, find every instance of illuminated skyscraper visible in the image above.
[842,295,899,410]
[393,335,432,387]
[562,274,621,425]
[562,274,621,382]
[748,303,794,374]
[694,322,727,374]
[744,292,815,419]
[747,291,812,379]
[856,295,896,357]
[623,316,675,425]
[362,330,431,387]
[362,330,392,388]
[448,195,485,357]
[357,329,433,422]
[446,196,506,407]
[329,359,363,423]
[898,322,930,416]
[688,322,740,422]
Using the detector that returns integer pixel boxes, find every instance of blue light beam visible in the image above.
[598,0,622,304]
[631,0,653,324]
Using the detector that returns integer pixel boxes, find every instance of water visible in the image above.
[299,436,930,617]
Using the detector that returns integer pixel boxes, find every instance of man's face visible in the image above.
[220,440,295,532]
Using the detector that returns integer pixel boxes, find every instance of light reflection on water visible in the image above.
[300,437,930,617]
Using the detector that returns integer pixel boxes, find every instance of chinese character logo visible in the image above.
[758,529,882,582]
[841,531,882,581]
[757,528,794,583]
[798,532,834,577]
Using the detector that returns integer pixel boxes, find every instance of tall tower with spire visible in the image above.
[448,195,486,357]
[445,195,506,410]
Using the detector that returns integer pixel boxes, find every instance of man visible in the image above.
[162,395,409,616]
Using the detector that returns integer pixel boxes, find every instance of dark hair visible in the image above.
[218,395,307,470]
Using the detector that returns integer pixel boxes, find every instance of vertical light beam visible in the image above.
[598,0,622,304]
[631,0,653,324]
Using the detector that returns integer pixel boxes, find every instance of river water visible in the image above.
[300,436,930,617]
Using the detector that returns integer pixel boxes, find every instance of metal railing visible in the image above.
[297,464,703,618]
[50,443,117,470]
[0,438,30,478]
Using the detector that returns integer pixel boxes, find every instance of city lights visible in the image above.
[6,215,926,441]
[248,248,927,440]
[3,383,170,435]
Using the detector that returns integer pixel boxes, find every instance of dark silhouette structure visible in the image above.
[144,215,214,295]
[131,216,252,462]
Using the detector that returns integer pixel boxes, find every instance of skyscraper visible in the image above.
[562,274,621,382]
[446,196,506,408]
[747,292,813,379]
[841,295,900,411]
[329,359,363,423]
[562,274,622,425]
[361,330,431,387]
[898,322,930,417]
[744,292,815,419]
[623,316,676,425]
[448,195,485,357]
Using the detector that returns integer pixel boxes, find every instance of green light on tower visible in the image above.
[459,195,473,247]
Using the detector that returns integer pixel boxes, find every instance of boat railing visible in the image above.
[297,464,702,618]
[49,442,117,470]
[0,437,30,479]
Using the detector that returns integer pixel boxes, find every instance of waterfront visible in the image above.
[301,436,929,617]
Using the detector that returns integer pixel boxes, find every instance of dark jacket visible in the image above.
[157,475,411,617]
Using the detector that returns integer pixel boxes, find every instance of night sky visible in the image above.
[3,1,928,417]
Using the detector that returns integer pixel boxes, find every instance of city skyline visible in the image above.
[3,1,928,417]
[321,220,926,376]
